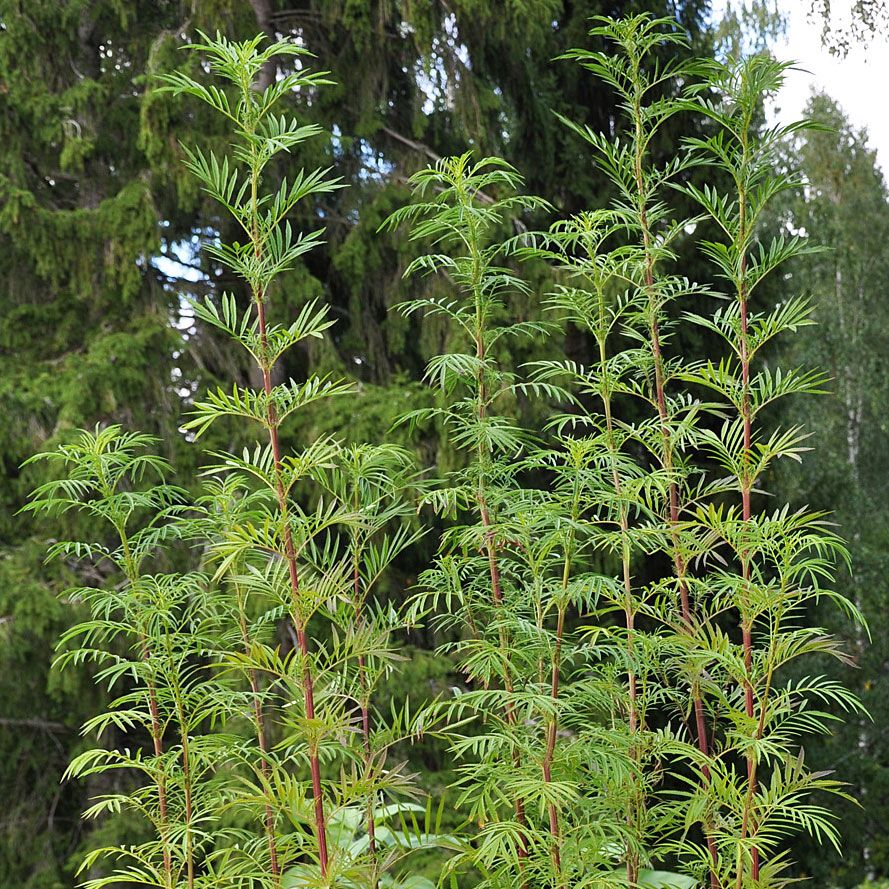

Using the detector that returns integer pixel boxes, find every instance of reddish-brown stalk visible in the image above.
[119,524,172,887]
[255,295,330,875]
[596,330,640,886]
[631,111,720,886]
[175,698,195,889]
[541,599,566,879]
[736,181,761,883]
[479,484,531,868]
[242,48,318,886]
[236,591,280,884]
[144,665,173,886]
[646,259,720,889]
[475,321,530,870]
[541,526,576,881]
[243,121,330,868]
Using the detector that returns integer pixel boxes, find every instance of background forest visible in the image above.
[2,2,888,888]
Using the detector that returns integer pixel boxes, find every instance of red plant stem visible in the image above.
[480,496,530,865]
[178,707,195,889]
[475,326,530,869]
[246,143,329,871]
[597,334,642,885]
[649,292,720,888]
[256,296,330,876]
[598,336,639,733]
[145,670,173,885]
[237,602,280,884]
[117,525,173,885]
[632,127,719,878]
[123,546,171,886]
[738,187,760,881]
[620,525,639,888]
[541,458,583,880]
[359,653,377,859]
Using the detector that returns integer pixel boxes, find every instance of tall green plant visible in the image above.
[160,32,433,889]
[308,443,427,886]
[550,15,866,888]
[384,153,686,889]
[22,21,868,889]
[198,474,285,881]
[23,427,219,889]
[382,154,556,885]
[676,54,866,888]
[25,32,445,889]
[159,32,351,880]
[559,16,721,884]
[528,208,679,884]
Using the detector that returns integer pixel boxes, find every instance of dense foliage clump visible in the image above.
[17,17,869,889]
[5,4,889,889]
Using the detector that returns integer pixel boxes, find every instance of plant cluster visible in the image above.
[27,17,862,889]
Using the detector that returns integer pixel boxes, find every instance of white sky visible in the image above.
[740,1,889,173]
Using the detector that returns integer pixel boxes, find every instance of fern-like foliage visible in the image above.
[668,54,866,889]
[158,32,359,886]
[382,155,568,886]
[25,427,224,889]
[23,20,863,889]
[158,31,441,889]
